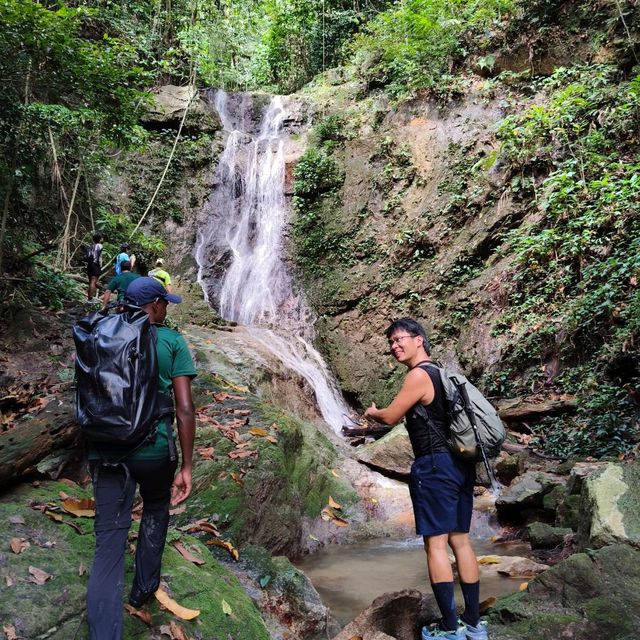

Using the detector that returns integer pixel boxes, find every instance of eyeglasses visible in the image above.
[388,334,416,347]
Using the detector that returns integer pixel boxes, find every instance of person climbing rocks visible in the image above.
[85,232,104,301]
[86,276,196,640]
[364,318,488,640]
[115,243,136,276]
[101,260,140,308]
[149,258,173,292]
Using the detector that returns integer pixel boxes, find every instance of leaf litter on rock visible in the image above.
[2,624,18,640]
[124,604,153,627]
[9,538,30,554]
[155,587,200,620]
[28,566,53,585]
[172,540,205,566]
[206,538,239,561]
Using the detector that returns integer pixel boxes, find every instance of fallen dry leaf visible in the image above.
[227,409,251,416]
[62,498,96,518]
[5,576,13,587]
[206,538,239,561]
[169,504,186,516]
[2,624,17,640]
[28,565,53,585]
[249,427,268,437]
[155,587,200,620]
[78,562,86,576]
[197,446,215,460]
[478,555,501,565]
[212,392,245,402]
[265,435,278,444]
[124,604,152,626]
[43,510,63,523]
[168,620,189,640]
[321,507,349,528]
[172,541,205,566]
[328,496,342,510]
[221,599,232,616]
[230,472,244,487]
[519,582,529,591]
[331,469,340,478]
[58,491,71,501]
[348,637,363,640]
[9,538,29,554]
[179,519,220,537]
[227,449,256,459]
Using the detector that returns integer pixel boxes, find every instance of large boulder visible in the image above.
[578,461,640,550]
[495,471,566,522]
[488,544,640,639]
[356,424,414,478]
[526,522,573,549]
[332,589,440,640]
[141,85,221,133]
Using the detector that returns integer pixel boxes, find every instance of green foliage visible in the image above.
[351,0,513,96]
[5,265,83,311]
[533,384,639,458]
[498,66,640,361]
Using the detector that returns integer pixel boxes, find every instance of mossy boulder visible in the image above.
[356,424,413,478]
[578,461,640,551]
[526,522,572,549]
[0,481,268,640]
[488,544,640,639]
[555,494,582,530]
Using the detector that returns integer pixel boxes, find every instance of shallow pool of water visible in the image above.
[295,536,529,627]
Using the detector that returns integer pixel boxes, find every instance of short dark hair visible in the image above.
[385,317,430,354]
[120,243,130,251]
[92,233,103,243]
[120,260,132,271]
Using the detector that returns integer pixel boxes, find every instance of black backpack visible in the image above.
[73,308,171,447]
[84,244,98,264]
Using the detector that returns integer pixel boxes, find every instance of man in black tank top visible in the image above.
[365,318,488,640]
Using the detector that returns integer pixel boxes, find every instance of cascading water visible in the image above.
[195,90,349,432]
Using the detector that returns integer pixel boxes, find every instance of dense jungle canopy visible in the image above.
[1,0,639,459]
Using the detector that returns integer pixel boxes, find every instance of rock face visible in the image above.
[332,589,440,640]
[526,522,572,549]
[489,544,640,640]
[356,424,414,478]
[141,84,221,132]
[578,461,640,550]
[495,471,566,522]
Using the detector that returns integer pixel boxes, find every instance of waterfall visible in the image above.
[195,90,349,432]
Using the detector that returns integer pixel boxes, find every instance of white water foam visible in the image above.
[195,90,349,432]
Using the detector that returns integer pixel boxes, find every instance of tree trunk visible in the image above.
[0,395,78,488]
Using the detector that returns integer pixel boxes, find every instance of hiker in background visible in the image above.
[149,258,173,292]
[85,232,103,301]
[85,277,196,640]
[364,318,486,640]
[115,243,136,276]
[102,260,139,309]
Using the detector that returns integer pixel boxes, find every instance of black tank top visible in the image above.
[405,362,450,458]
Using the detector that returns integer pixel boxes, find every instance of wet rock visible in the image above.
[555,494,581,530]
[356,424,413,479]
[488,544,640,639]
[478,555,549,578]
[526,522,573,549]
[495,471,566,522]
[494,451,526,486]
[234,546,334,640]
[332,589,440,640]
[578,461,640,550]
[541,484,566,512]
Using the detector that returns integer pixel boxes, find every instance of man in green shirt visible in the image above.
[101,260,140,308]
[87,277,196,640]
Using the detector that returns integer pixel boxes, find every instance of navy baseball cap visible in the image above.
[125,277,182,305]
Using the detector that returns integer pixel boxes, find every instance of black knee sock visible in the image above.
[431,581,458,631]
[460,580,480,627]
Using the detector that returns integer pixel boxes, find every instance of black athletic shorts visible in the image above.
[87,263,101,278]
[409,451,475,537]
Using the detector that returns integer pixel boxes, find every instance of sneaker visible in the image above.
[421,623,466,640]
[463,620,489,640]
